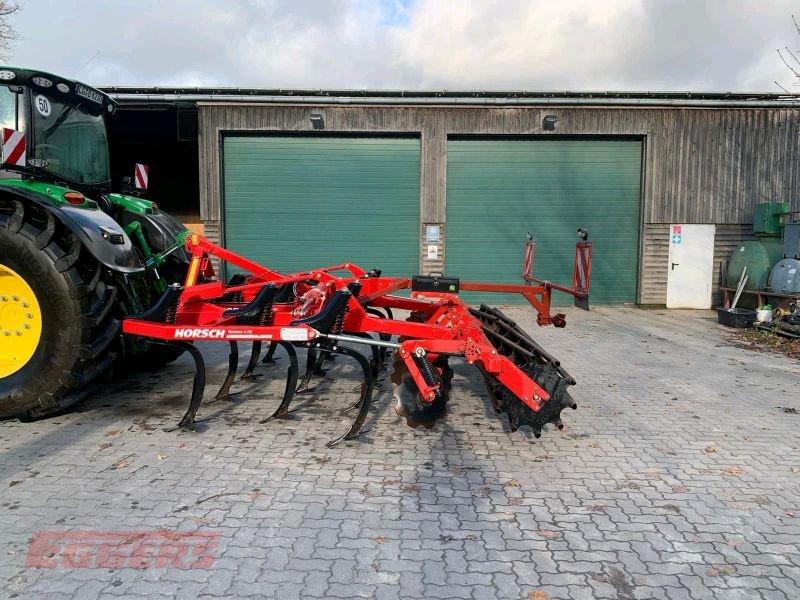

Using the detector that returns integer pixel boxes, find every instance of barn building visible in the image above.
[102,88,800,306]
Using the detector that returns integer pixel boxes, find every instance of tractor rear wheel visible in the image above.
[0,200,119,420]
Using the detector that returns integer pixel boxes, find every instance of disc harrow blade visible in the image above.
[391,354,453,428]
[472,305,577,437]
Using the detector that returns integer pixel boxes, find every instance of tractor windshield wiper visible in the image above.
[42,101,82,139]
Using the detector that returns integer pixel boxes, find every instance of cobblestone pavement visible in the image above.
[1,307,799,600]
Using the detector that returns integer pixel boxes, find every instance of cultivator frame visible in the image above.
[122,231,592,446]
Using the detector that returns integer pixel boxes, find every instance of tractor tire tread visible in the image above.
[0,198,119,420]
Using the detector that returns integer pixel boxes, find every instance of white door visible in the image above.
[666,224,715,308]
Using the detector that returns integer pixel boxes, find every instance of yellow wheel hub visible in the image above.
[0,264,42,378]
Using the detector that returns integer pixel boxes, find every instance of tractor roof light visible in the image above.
[56,83,70,94]
[0,70,16,80]
[32,76,53,88]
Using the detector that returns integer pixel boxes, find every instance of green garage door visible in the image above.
[446,138,642,304]
[223,135,420,276]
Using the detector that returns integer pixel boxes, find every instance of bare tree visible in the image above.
[0,1,19,59]
[777,14,800,92]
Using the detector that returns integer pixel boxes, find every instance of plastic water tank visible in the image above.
[769,258,800,294]
[726,239,785,290]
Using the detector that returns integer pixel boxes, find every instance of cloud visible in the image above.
[8,0,800,91]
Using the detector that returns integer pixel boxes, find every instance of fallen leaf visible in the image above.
[156,453,166,461]
[536,529,561,540]
[9,480,20,487]
[588,443,600,448]
[192,517,215,526]
[529,592,551,600]
[721,467,744,477]
[587,504,608,513]
[672,485,689,493]
[786,511,795,517]
[706,565,736,577]
[791,467,800,474]
[465,534,478,541]
[104,429,121,438]
[705,446,717,454]
[509,498,523,506]
[375,537,386,545]
[99,443,113,450]
[111,455,134,470]
[403,484,421,492]
[503,479,520,487]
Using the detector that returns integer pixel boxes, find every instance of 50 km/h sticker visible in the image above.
[35,95,51,117]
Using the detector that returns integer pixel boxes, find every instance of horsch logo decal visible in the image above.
[174,328,226,339]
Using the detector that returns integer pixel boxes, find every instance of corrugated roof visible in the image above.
[100,86,796,102]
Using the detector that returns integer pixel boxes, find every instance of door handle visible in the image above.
[671,262,679,271]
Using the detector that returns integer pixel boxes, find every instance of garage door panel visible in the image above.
[223,136,420,276]
[446,139,642,304]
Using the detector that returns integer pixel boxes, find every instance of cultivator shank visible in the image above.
[122,231,592,446]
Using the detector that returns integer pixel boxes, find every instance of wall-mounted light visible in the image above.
[310,113,325,130]
[542,114,559,131]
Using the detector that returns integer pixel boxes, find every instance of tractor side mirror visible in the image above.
[120,175,133,194]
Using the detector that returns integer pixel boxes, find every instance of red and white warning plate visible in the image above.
[134,163,149,190]
[2,128,26,167]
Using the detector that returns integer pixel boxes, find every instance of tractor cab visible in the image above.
[0,67,116,196]
[0,66,189,283]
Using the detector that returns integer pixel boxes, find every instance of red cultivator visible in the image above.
[122,231,592,447]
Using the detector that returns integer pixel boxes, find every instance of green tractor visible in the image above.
[0,67,190,420]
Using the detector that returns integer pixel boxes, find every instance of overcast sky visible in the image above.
[7,0,800,92]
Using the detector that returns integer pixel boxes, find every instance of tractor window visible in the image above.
[0,85,19,131]
[30,95,110,185]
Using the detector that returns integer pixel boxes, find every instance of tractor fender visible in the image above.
[0,187,145,274]
[115,208,190,262]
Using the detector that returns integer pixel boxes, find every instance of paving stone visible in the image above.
[0,308,797,599]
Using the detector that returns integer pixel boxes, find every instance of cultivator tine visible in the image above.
[325,345,374,448]
[296,348,324,394]
[162,342,206,432]
[240,341,262,380]
[214,341,239,400]
[261,341,279,364]
[259,342,299,422]
[346,332,382,376]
